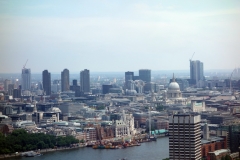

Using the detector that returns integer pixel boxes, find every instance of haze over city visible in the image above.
[1,0,240,73]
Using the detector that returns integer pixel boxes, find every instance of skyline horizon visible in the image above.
[0,68,237,74]
[1,1,240,73]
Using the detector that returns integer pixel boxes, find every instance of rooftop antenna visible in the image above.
[23,59,28,69]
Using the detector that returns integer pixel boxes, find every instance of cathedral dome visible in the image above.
[168,73,180,91]
[168,81,180,90]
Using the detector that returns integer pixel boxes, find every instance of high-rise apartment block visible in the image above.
[21,68,31,90]
[190,60,204,85]
[42,70,51,95]
[169,114,201,160]
[61,69,69,92]
[80,69,90,93]
[139,69,151,83]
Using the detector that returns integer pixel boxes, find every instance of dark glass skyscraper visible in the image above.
[42,70,51,95]
[80,69,90,93]
[190,60,204,85]
[139,69,151,83]
[61,69,69,92]
[125,71,134,82]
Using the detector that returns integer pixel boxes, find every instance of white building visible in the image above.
[191,100,206,112]
[169,114,201,160]
[164,74,187,105]
[112,110,136,138]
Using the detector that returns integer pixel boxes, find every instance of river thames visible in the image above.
[6,137,169,160]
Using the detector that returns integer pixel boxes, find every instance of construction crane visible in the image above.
[189,52,195,61]
[23,59,28,69]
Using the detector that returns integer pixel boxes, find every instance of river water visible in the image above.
[7,137,169,160]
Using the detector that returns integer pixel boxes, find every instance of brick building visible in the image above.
[201,136,227,158]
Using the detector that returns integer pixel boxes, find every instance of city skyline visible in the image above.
[1,1,240,73]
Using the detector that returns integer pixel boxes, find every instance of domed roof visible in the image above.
[168,73,180,90]
[168,82,180,90]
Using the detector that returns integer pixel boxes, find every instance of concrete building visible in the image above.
[201,123,227,158]
[21,68,31,90]
[191,100,206,112]
[61,69,70,92]
[42,70,51,95]
[139,69,151,83]
[169,114,201,160]
[4,79,11,92]
[80,69,90,93]
[52,80,61,93]
[84,127,97,141]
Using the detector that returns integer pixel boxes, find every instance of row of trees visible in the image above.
[0,129,79,154]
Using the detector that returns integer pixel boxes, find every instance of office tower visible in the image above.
[61,69,69,92]
[139,69,151,83]
[102,84,113,94]
[73,79,77,86]
[21,68,31,90]
[42,70,51,95]
[15,79,19,89]
[38,82,43,90]
[13,88,21,98]
[80,69,90,93]
[8,84,14,95]
[4,79,11,92]
[52,80,61,93]
[125,71,134,82]
[169,114,201,160]
[125,71,134,90]
[190,60,204,85]
[70,79,80,97]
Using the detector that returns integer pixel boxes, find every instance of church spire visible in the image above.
[172,73,175,82]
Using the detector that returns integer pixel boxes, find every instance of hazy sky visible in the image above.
[0,0,240,73]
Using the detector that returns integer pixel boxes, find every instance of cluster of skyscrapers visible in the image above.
[20,68,90,97]
[18,60,205,97]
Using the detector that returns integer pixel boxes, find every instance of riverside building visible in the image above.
[169,114,201,160]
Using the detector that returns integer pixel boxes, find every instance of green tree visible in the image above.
[0,129,79,154]
[37,141,45,149]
